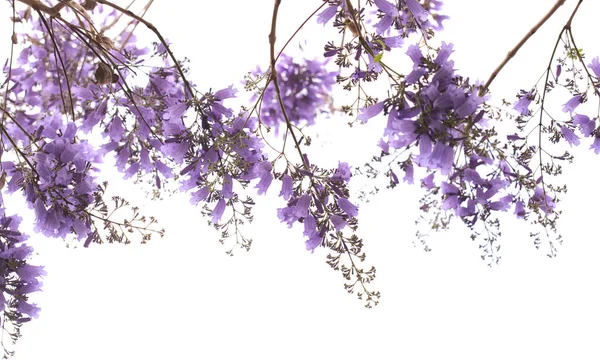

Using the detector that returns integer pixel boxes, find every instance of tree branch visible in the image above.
[16,0,67,16]
[481,0,566,94]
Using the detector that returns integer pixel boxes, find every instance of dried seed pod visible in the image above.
[82,0,98,11]
[94,33,115,50]
[93,62,117,85]
[0,170,6,190]
[344,17,361,37]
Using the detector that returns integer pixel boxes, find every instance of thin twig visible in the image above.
[564,0,583,28]
[1,0,17,131]
[119,0,154,50]
[274,2,327,64]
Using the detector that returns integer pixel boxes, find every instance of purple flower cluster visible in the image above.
[276,161,357,251]
[509,55,600,166]
[512,86,598,152]
[513,89,535,115]
[177,91,274,229]
[352,39,563,236]
[530,187,556,214]
[374,43,487,173]
[373,0,428,33]
[318,0,447,34]
[6,3,199,197]
[5,20,111,240]
[0,197,45,322]
[252,54,336,133]
[1,2,195,338]
[445,156,513,219]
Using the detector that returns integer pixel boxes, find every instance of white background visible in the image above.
[2,0,600,359]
